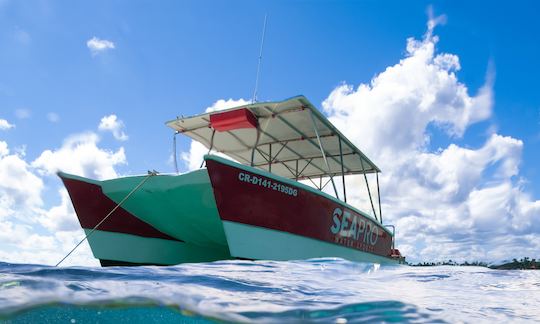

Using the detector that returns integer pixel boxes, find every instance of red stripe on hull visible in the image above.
[60,176,182,242]
[206,159,393,257]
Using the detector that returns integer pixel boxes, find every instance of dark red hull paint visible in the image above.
[206,160,393,257]
[60,176,182,242]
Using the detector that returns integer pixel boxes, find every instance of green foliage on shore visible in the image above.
[409,257,539,270]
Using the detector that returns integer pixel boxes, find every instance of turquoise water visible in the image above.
[1,259,539,323]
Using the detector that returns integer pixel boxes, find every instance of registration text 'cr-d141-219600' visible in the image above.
[238,172,298,197]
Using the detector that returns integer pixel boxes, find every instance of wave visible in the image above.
[1,259,539,323]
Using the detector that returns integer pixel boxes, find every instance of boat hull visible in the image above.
[205,155,398,264]
[60,156,399,265]
[85,229,228,266]
[222,221,395,263]
[59,172,231,265]
[99,170,228,249]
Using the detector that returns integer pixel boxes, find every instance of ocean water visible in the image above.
[0,259,539,323]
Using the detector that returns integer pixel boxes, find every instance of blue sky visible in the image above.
[0,0,539,264]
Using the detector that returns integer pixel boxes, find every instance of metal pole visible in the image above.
[376,172,383,224]
[173,131,179,174]
[295,159,299,181]
[309,110,339,199]
[269,143,272,172]
[360,158,378,222]
[251,127,261,167]
[338,136,347,203]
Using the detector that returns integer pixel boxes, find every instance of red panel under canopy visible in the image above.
[210,108,258,132]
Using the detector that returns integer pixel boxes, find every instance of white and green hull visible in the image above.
[60,155,401,266]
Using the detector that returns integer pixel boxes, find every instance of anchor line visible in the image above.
[55,171,159,267]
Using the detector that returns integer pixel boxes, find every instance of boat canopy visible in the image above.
[166,95,381,181]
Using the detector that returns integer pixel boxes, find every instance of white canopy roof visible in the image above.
[166,95,380,180]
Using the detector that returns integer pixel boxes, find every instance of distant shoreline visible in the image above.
[409,257,539,270]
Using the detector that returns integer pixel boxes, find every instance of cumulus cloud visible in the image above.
[86,36,115,55]
[322,15,540,262]
[15,108,30,119]
[0,130,125,265]
[0,118,15,130]
[203,98,251,113]
[0,219,96,266]
[32,132,126,180]
[11,27,30,45]
[0,141,8,156]
[0,110,130,265]
[39,188,79,232]
[181,98,249,171]
[98,114,128,141]
[0,141,44,212]
[47,112,60,123]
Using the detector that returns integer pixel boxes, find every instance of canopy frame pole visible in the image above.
[255,148,271,163]
[268,143,272,172]
[269,141,289,164]
[279,161,297,178]
[338,135,347,203]
[255,125,336,177]
[173,131,179,174]
[360,157,378,222]
[250,127,261,167]
[376,172,383,224]
[320,178,333,191]
[295,160,299,181]
[309,110,339,199]
[200,129,216,168]
[297,158,314,178]
[263,106,350,174]
[306,177,320,190]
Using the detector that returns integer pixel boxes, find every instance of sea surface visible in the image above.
[0,259,539,323]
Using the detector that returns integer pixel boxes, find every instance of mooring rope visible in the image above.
[55,170,158,267]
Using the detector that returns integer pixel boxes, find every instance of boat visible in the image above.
[59,95,405,266]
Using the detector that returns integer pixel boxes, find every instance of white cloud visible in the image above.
[15,108,30,119]
[0,141,8,156]
[0,128,126,265]
[321,16,540,262]
[39,188,79,232]
[0,112,130,265]
[0,142,43,210]
[0,118,15,130]
[98,114,128,141]
[32,132,126,180]
[0,219,97,266]
[86,37,115,55]
[204,98,251,113]
[11,27,30,45]
[47,112,60,123]
[181,98,249,171]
